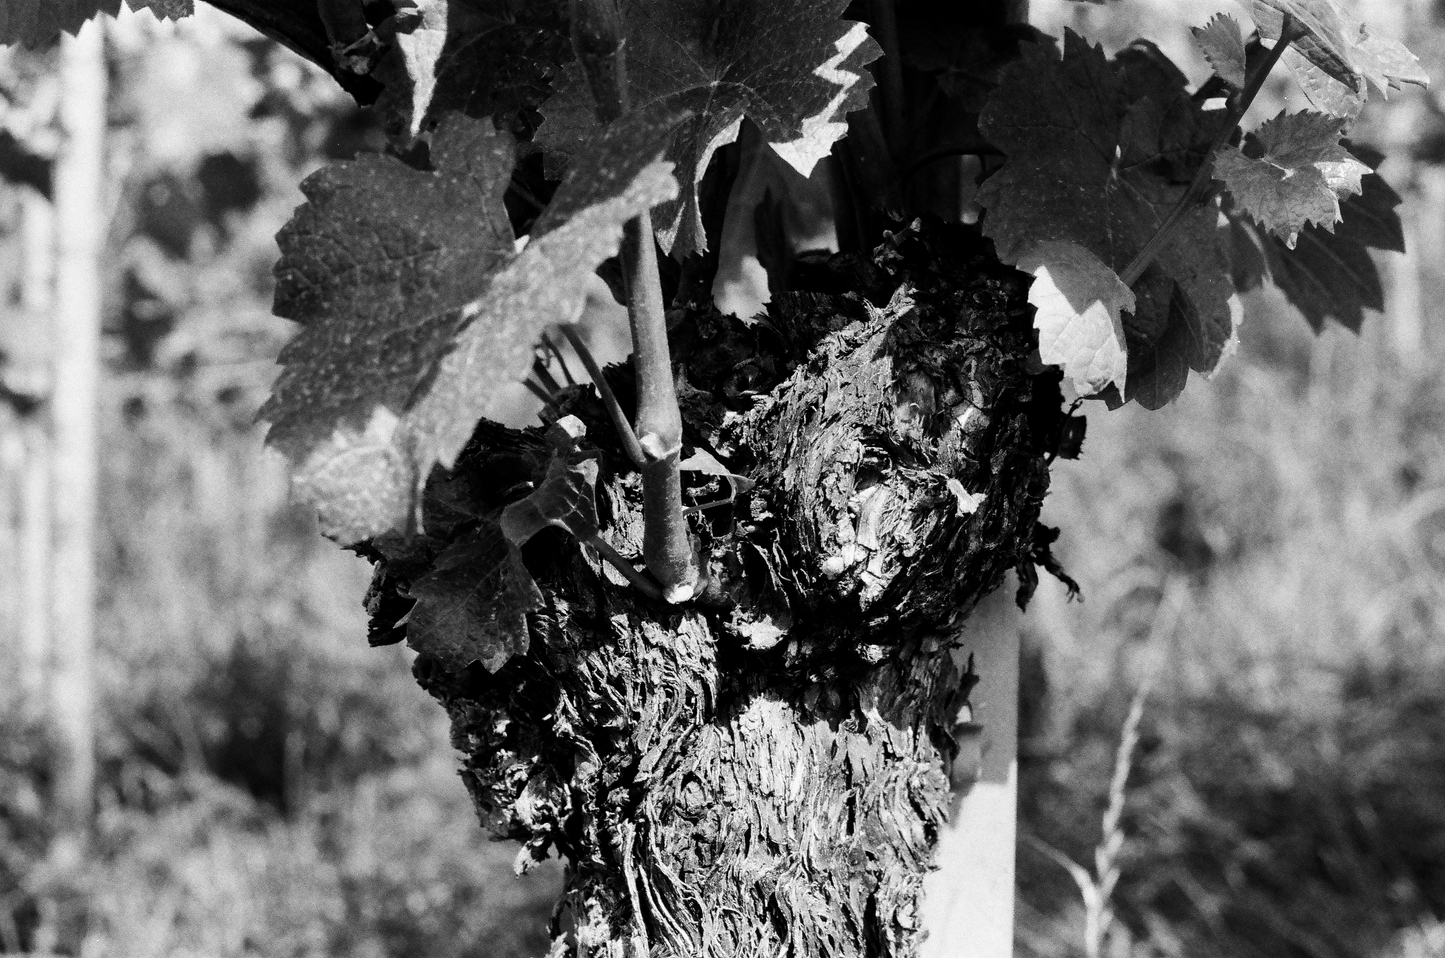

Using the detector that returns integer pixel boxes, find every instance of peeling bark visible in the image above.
[361,222,1072,957]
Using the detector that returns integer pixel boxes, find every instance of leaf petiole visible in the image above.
[1120,14,1302,287]
[525,378,556,406]
[560,323,648,469]
[542,332,577,387]
[586,534,665,602]
[531,353,564,397]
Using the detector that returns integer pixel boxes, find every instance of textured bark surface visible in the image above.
[363,222,1073,957]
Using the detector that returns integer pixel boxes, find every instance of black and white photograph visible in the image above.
[0,1,1440,955]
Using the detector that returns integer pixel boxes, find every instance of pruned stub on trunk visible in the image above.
[360,221,1075,957]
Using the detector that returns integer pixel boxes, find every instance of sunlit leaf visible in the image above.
[1213,110,1370,248]
[1018,241,1132,397]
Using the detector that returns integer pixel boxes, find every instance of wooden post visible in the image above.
[49,20,107,829]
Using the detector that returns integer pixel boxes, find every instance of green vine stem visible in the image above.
[541,332,578,386]
[569,0,699,601]
[1120,13,1302,287]
[560,324,647,469]
[586,534,666,602]
[621,213,698,601]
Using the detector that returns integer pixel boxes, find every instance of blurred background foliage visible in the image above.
[1,1,1445,956]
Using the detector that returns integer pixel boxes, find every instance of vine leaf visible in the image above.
[406,522,543,672]
[1252,0,1355,86]
[500,417,602,546]
[0,0,190,46]
[263,116,516,471]
[1224,145,1404,332]
[897,11,1046,110]
[978,31,1235,409]
[1285,49,1367,118]
[536,0,880,256]
[1252,0,1428,117]
[1192,14,1247,89]
[260,112,679,544]
[1213,110,1370,248]
[371,0,569,141]
[1116,265,1242,410]
[1018,241,1132,398]
[1350,26,1432,97]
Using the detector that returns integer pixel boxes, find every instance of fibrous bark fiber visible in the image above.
[362,221,1073,957]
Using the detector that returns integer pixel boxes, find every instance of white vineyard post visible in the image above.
[16,186,55,713]
[921,587,1022,958]
[49,20,107,829]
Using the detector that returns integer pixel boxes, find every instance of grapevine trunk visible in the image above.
[363,222,1074,957]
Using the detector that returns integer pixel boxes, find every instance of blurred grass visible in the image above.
[1,376,560,956]
[1015,296,1445,958]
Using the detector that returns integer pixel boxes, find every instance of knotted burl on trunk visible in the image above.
[358,221,1076,958]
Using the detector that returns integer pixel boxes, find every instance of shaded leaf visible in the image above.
[1193,14,1247,89]
[1222,213,1268,292]
[264,116,517,461]
[1213,110,1369,248]
[261,112,680,543]
[1114,265,1241,410]
[1260,219,1379,331]
[1113,40,1190,101]
[1322,144,1404,252]
[139,0,189,15]
[371,0,569,141]
[536,0,880,255]
[897,11,1045,111]
[406,522,543,672]
[500,416,602,545]
[978,32,1235,407]
[0,0,190,46]
[1248,167,1401,332]
[1223,143,1403,331]
[1017,241,1132,397]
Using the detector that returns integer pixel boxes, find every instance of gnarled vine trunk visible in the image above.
[363,223,1072,956]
